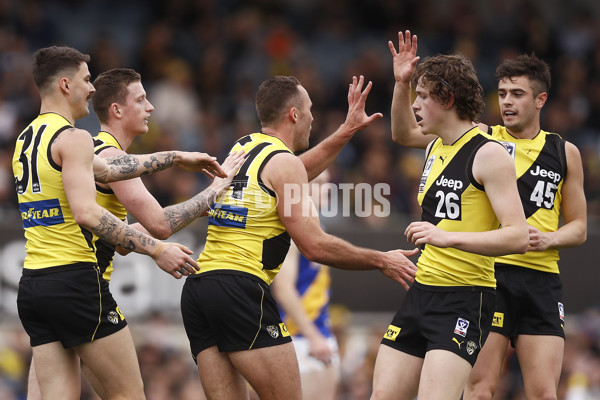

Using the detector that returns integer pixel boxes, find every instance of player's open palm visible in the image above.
[174,151,227,178]
[380,248,419,290]
[211,151,245,195]
[152,242,199,279]
[343,75,383,134]
[389,30,420,83]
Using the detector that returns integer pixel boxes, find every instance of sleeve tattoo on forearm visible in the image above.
[93,210,157,251]
[164,189,217,232]
[104,152,176,180]
[142,152,176,175]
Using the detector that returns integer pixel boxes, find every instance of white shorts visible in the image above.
[292,335,340,374]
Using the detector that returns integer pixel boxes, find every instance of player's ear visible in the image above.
[535,92,548,109]
[59,78,70,93]
[444,92,455,110]
[289,107,298,122]
[111,103,122,119]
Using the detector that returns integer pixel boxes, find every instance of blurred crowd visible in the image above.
[2,0,600,399]
[2,307,600,400]
[1,0,600,222]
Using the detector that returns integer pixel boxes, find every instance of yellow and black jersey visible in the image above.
[416,127,500,288]
[93,131,128,281]
[13,113,97,271]
[198,133,293,285]
[487,126,566,274]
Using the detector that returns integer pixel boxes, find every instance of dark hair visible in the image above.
[92,68,142,123]
[413,54,485,122]
[255,76,301,126]
[32,46,90,92]
[495,54,551,96]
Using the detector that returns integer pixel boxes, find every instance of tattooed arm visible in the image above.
[98,149,245,239]
[55,129,198,278]
[93,151,228,183]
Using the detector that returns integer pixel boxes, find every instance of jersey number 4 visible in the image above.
[530,180,557,210]
[15,125,46,195]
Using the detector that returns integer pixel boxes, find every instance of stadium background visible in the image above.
[1,0,600,398]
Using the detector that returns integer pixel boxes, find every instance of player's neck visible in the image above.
[39,98,75,125]
[506,121,541,140]
[100,123,134,151]
[261,127,294,151]
[437,120,475,145]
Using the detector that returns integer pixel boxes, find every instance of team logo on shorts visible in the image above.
[558,302,564,321]
[267,325,279,338]
[466,341,477,356]
[107,311,119,325]
[454,317,469,337]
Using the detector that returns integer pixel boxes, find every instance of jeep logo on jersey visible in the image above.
[434,175,464,191]
[530,165,561,184]
[266,325,279,338]
[19,199,64,228]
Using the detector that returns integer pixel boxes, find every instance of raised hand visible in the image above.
[388,30,420,84]
[343,75,384,134]
[379,248,419,290]
[210,151,245,196]
[174,152,228,178]
[151,242,200,279]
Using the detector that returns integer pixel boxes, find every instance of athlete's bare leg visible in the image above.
[32,342,81,400]
[464,332,510,400]
[301,365,338,400]
[371,345,422,400]
[196,345,250,400]
[229,342,302,400]
[515,335,564,400]
[75,326,145,400]
[418,349,472,400]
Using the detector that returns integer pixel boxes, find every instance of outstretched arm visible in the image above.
[263,152,418,290]
[104,150,245,239]
[93,151,227,183]
[299,75,383,181]
[528,141,587,250]
[389,30,435,149]
[271,242,334,364]
[56,129,199,278]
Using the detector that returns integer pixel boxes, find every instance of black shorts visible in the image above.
[491,263,565,342]
[381,282,495,366]
[17,263,127,348]
[181,271,292,361]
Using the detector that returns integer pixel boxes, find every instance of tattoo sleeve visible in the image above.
[92,209,157,253]
[103,152,177,181]
[163,189,218,233]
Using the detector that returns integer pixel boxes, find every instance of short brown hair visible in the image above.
[413,54,485,122]
[32,46,90,92]
[92,68,142,123]
[495,54,551,96]
[255,76,301,126]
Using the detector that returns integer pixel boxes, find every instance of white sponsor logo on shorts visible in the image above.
[454,317,469,337]
[558,302,564,321]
